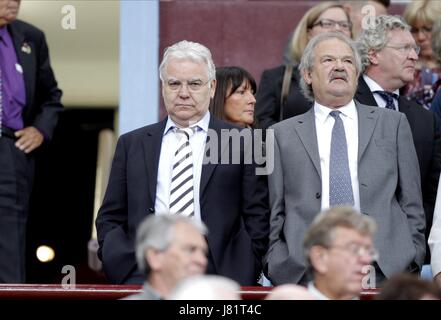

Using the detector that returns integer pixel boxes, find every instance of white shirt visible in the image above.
[363,74,400,111]
[314,100,360,212]
[307,282,330,300]
[154,112,210,222]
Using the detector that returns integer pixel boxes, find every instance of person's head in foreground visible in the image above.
[136,214,208,299]
[265,284,316,300]
[377,273,441,300]
[303,206,377,300]
[168,275,241,300]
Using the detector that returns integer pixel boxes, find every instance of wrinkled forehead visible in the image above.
[314,38,354,58]
[330,226,373,245]
[387,28,415,44]
[164,57,210,79]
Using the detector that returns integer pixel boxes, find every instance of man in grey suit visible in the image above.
[265,32,425,286]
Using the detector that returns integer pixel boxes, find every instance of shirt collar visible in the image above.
[307,282,330,300]
[363,74,400,96]
[164,111,210,136]
[314,99,357,125]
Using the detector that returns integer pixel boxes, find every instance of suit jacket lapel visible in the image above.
[294,108,321,178]
[356,102,379,161]
[200,116,229,196]
[356,76,378,107]
[8,22,34,111]
[142,119,167,204]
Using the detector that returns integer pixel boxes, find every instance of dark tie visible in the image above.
[329,111,354,207]
[169,127,195,217]
[374,90,398,110]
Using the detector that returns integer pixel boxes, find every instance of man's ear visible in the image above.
[146,248,163,271]
[367,48,379,66]
[302,68,313,85]
[210,79,216,99]
[310,246,329,274]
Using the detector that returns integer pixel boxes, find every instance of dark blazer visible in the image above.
[355,77,441,262]
[8,20,63,139]
[255,65,312,130]
[96,115,270,285]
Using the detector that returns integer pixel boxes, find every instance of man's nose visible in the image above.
[408,48,419,60]
[178,83,191,96]
[194,250,208,267]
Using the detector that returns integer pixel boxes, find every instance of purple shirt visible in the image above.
[0,25,26,130]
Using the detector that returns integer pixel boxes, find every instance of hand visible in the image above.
[14,126,44,153]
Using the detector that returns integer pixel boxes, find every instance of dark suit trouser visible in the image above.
[0,136,34,283]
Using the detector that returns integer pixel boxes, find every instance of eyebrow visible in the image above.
[321,55,354,60]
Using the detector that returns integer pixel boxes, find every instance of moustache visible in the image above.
[330,71,348,82]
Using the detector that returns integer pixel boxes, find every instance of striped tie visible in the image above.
[169,127,195,217]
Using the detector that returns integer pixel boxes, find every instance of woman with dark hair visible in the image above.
[210,66,257,128]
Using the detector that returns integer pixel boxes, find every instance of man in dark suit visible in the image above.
[355,15,441,264]
[0,0,63,283]
[96,40,269,285]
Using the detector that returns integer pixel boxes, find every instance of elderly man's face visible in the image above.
[303,37,359,108]
[311,226,376,300]
[371,28,418,91]
[150,222,208,291]
[0,0,20,26]
[162,58,215,128]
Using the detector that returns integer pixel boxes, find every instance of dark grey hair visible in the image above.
[159,40,216,83]
[135,214,207,274]
[356,15,410,69]
[303,206,377,272]
[299,32,362,102]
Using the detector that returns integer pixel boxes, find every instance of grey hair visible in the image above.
[135,214,207,275]
[356,15,410,69]
[303,206,377,272]
[159,40,216,82]
[299,32,362,102]
[432,17,441,66]
[168,275,241,300]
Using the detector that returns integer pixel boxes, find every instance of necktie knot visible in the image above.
[174,126,196,140]
[329,110,342,119]
[374,90,398,110]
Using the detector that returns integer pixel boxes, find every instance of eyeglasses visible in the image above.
[312,19,352,30]
[410,26,432,36]
[165,79,210,92]
[328,243,379,260]
[384,43,421,55]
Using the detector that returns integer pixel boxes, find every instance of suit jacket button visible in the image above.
[148,208,155,213]
[315,192,321,199]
